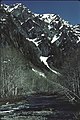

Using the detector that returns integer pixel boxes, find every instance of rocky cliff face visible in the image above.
[0,3,80,97]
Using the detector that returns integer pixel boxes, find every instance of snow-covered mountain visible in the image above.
[0,3,80,95]
[1,3,80,73]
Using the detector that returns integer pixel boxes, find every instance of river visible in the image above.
[0,94,79,120]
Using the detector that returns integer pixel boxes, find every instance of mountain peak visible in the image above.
[1,3,80,74]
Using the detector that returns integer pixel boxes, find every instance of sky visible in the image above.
[1,0,80,25]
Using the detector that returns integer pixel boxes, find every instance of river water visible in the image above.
[0,95,79,120]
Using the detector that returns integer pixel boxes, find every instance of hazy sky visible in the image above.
[2,0,80,25]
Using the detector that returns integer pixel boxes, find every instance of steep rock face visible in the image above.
[0,3,80,97]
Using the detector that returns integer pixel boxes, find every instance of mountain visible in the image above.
[0,3,80,99]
